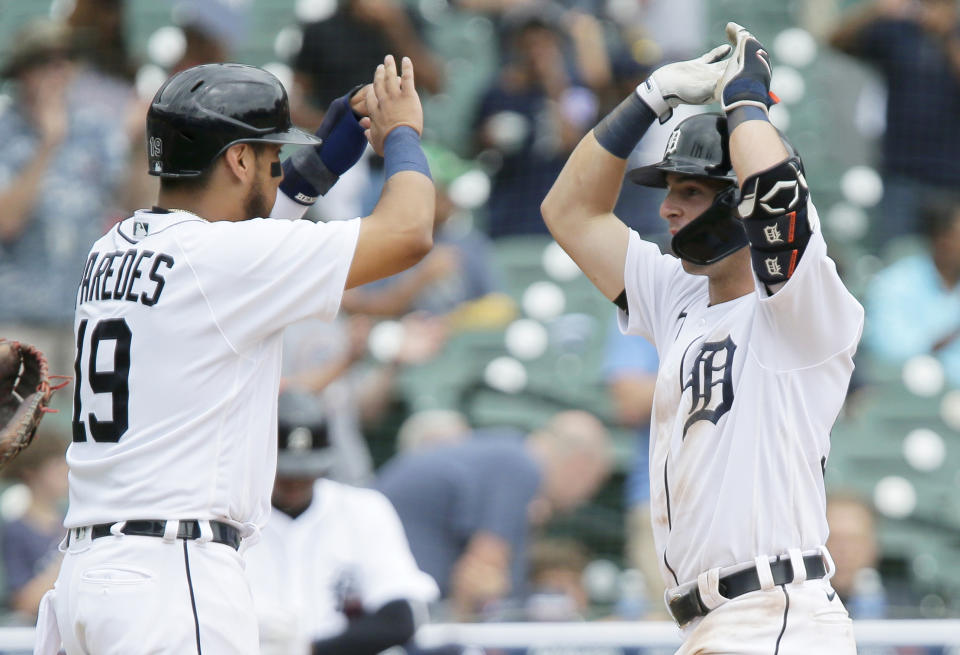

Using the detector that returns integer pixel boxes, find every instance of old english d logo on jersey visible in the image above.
[681,336,736,438]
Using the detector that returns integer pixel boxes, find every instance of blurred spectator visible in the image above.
[396,409,472,453]
[168,0,250,71]
[830,0,960,249]
[1,430,68,619]
[826,492,888,619]
[0,19,130,378]
[862,193,960,386]
[620,0,707,64]
[291,0,444,124]
[171,23,231,73]
[525,537,590,621]
[343,143,514,324]
[282,313,447,484]
[376,410,611,619]
[473,2,603,238]
[601,317,662,616]
[246,391,439,655]
[67,0,137,83]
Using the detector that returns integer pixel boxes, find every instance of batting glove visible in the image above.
[637,44,732,122]
[716,22,776,114]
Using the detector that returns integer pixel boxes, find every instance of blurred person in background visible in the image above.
[376,410,611,619]
[395,409,472,453]
[473,1,606,238]
[282,313,447,485]
[830,0,960,250]
[67,0,137,83]
[288,0,445,245]
[291,0,444,125]
[246,391,439,655]
[67,0,158,218]
[863,193,960,386]
[0,19,131,379]
[343,142,514,325]
[602,318,662,617]
[825,492,888,620]
[1,430,69,620]
[524,538,591,621]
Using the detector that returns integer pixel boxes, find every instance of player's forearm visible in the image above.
[542,81,659,231]
[341,261,437,316]
[728,120,789,184]
[0,143,58,243]
[369,171,434,263]
[541,133,628,237]
[311,599,415,655]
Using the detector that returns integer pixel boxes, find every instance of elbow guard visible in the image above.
[737,157,811,285]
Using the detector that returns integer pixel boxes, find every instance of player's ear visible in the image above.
[222,143,256,183]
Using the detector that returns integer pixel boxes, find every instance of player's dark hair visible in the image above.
[157,142,273,194]
[920,193,960,241]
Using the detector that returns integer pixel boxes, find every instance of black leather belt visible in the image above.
[667,553,827,627]
[70,520,241,551]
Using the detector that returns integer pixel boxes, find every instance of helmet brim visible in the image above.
[254,126,323,147]
[628,159,737,189]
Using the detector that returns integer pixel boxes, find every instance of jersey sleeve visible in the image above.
[617,229,703,347]
[179,217,361,350]
[751,201,864,370]
[351,488,441,612]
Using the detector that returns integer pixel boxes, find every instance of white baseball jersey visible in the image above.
[245,479,439,654]
[618,200,863,589]
[66,202,360,534]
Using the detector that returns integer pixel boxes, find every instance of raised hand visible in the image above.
[638,44,732,121]
[364,55,423,156]
[716,22,775,113]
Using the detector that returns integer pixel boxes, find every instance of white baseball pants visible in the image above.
[676,577,856,654]
[47,529,258,655]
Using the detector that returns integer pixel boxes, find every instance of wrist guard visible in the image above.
[279,85,367,205]
[593,88,658,159]
[738,157,811,285]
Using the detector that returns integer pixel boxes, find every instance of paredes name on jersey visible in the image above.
[76,249,175,308]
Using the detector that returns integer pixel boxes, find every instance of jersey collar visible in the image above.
[117,208,207,243]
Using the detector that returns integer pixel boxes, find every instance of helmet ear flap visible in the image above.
[671,185,748,265]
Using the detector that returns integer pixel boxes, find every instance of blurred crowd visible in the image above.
[1,0,959,650]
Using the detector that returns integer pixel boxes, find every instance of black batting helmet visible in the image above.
[146,63,321,177]
[276,391,335,477]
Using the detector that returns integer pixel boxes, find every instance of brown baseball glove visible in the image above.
[0,340,62,470]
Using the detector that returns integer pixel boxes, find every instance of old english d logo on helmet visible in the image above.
[146,63,322,178]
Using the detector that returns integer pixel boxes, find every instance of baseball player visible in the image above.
[40,56,435,655]
[541,23,864,654]
[245,391,439,655]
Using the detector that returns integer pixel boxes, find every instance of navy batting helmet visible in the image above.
[146,63,321,177]
[276,391,335,477]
